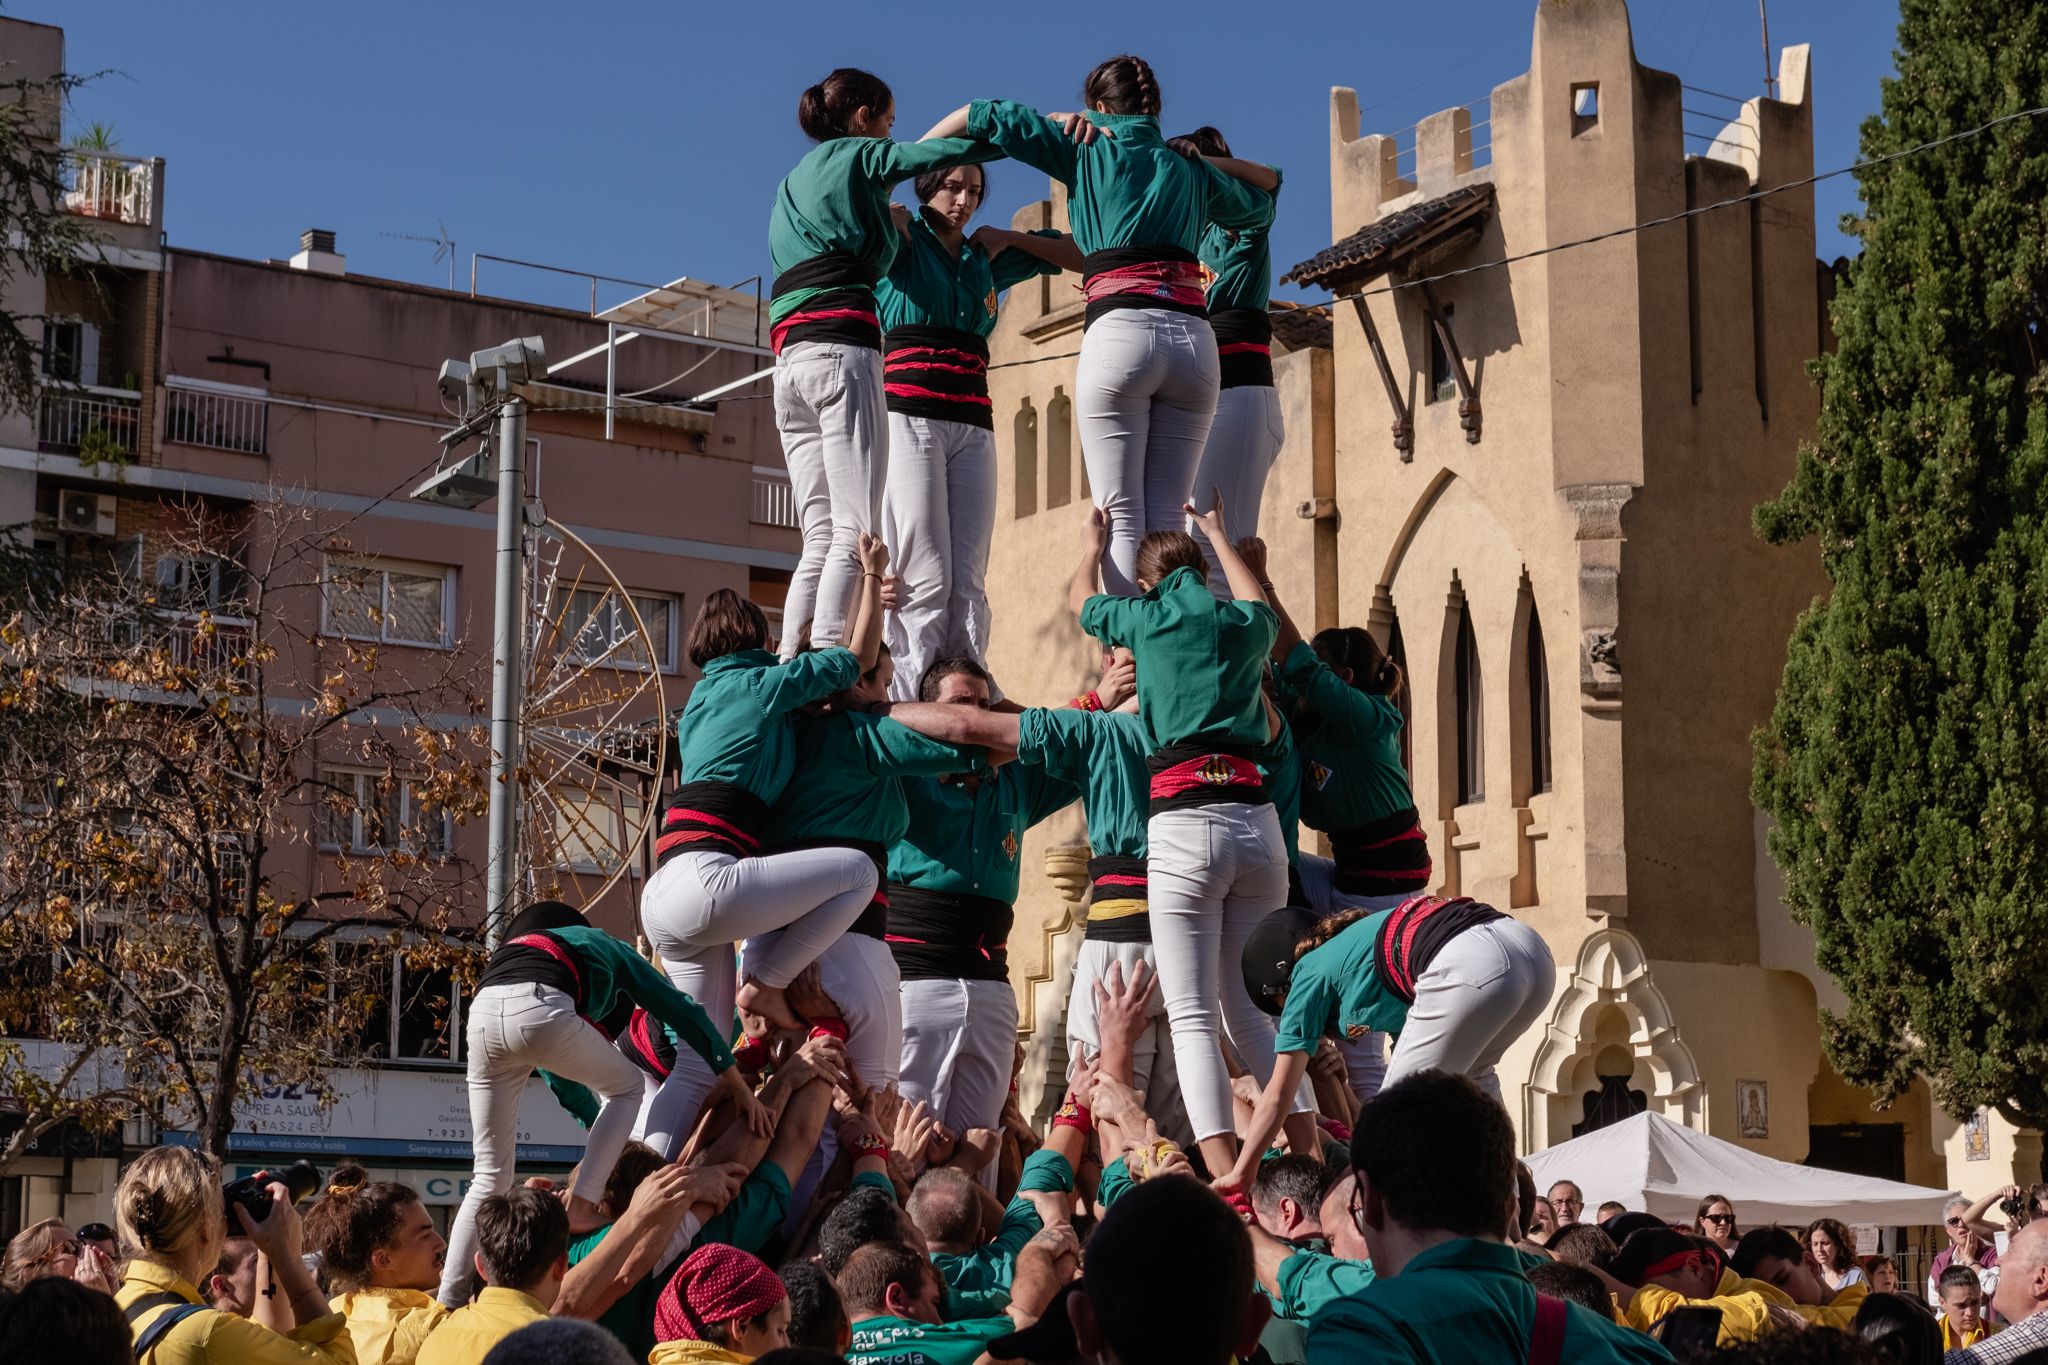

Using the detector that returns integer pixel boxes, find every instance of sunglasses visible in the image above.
[1703,1214,1735,1225]
[1947,1217,1968,1228]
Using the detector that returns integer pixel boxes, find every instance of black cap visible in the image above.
[987,1282,1080,1362]
[501,900,589,940]
[1242,905,1321,1016]
[1600,1210,1667,1245]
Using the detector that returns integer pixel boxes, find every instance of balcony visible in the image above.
[165,378,269,456]
[37,385,141,461]
[61,151,157,228]
[751,470,798,529]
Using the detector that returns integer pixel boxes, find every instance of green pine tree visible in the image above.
[1753,1,2048,1134]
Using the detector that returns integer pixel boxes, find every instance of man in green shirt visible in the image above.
[1307,1071,1674,1363]
[912,1147,1076,1319]
[842,1229,1077,1365]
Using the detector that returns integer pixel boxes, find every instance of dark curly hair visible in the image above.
[302,1164,425,1293]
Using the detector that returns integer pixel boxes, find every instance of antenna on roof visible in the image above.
[382,221,457,289]
[1758,0,1777,98]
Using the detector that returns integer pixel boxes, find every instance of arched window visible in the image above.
[1454,601,1484,805]
[1386,611,1413,774]
[1527,605,1553,795]
[1013,398,1038,519]
[1046,387,1072,510]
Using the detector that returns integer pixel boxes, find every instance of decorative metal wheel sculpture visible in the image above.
[515,518,667,911]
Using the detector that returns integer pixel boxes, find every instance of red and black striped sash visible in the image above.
[883,326,992,431]
[654,782,770,866]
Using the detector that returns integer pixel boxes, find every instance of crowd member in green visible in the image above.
[771,68,997,662]
[1307,1071,1675,1363]
[639,541,887,1160]
[841,1231,1076,1365]
[874,159,1078,703]
[877,656,1079,1186]
[443,900,755,1306]
[1220,894,1555,1200]
[922,56,1278,598]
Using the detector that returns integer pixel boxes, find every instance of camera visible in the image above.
[223,1159,322,1225]
[2002,1190,2028,1219]
[436,359,474,404]
[468,336,546,385]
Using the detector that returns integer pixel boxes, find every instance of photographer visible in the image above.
[1930,1195,2003,1319]
[113,1145,356,1363]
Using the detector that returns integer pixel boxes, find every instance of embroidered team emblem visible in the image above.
[1309,760,1333,792]
[984,288,999,318]
[1198,261,1217,292]
[1003,830,1019,861]
[1197,755,1235,785]
[1345,1023,1370,1039]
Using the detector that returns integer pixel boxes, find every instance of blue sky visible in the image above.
[47,1,1900,315]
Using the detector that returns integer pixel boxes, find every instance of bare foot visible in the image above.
[735,978,800,1032]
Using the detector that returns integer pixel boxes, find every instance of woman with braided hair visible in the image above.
[923,55,1282,597]
[1215,894,1555,1199]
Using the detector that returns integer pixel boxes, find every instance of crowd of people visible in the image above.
[0,50,2035,1365]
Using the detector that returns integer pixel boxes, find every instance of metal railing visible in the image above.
[751,472,799,529]
[37,386,141,459]
[165,382,269,455]
[155,612,256,684]
[61,151,155,227]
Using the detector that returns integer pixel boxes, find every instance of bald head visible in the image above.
[1994,1220,2048,1324]
[905,1169,980,1253]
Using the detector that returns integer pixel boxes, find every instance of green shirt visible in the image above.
[1014,708,1148,859]
[770,136,999,323]
[527,925,733,1073]
[693,1162,790,1255]
[765,711,980,850]
[1264,710,1304,865]
[1199,169,1282,314]
[1274,911,1404,1052]
[1276,1245,1376,1323]
[964,102,1269,256]
[931,1150,1073,1318]
[1279,641,1412,833]
[876,215,1064,338]
[567,1222,662,1363]
[849,1314,1015,1365]
[1080,567,1278,754]
[676,648,858,804]
[887,764,1079,903]
[1307,1238,1676,1364]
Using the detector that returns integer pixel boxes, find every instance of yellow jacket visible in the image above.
[1739,1274,1868,1328]
[1942,1316,1989,1350]
[413,1288,547,1365]
[647,1341,753,1365]
[1625,1272,1775,1345]
[331,1288,448,1365]
[119,1260,357,1365]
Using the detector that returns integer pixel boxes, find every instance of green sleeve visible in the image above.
[988,232,1067,291]
[610,945,736,1073]
[541,1070,601,1129]
[1007,756,1081,828]
[1096,1156,1134,1211]
[946,1283,1014,1320]
[1013,708,1091,785]
[862,135,1003,188]
[851,1168,899,1204]
[1016,1148,1074,1195]
[692,1164,790,1255]
[1272,949,1336,1055]
[1279,641,1400,744]
[1276,1250,1375,1323]
[1200,158,1277,232]
[850,714,981,777]
[758,647,861,715]
[1078,592,1139,650]
[965,100,1080,185]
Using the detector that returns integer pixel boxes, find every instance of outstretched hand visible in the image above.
[858,532,890,576]
[1080,505,1109,556]
[1184,486,1228,543]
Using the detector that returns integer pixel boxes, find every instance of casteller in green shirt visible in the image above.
[1307,1237,1674,1364]
[930,1149,1074,1318]
[1272,908,1410,1053]
[848,1313,1016,1365]
[1079,565,1277,757]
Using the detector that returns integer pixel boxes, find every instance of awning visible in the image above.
[1284,183,1496,292]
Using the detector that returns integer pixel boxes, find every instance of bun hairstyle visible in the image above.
[117,1145,224,1269]
[1084,54,1162,116]
[1311,626,1404,705]
[303,1164,424,1292]
[798,68,894,142]
[1165,126,1232,160]
[1133,531,1207,588]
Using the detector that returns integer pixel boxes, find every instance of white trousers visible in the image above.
[1063,937,1193,1149]
[1146,802,1290,1143]
[1293,852,1404,1107]
[899,976,1018,1187]
[1075,309,1220,597]
[636,846,877,1157]
[777,340,887,655]
[1190,384,1284,598]
[1380,917,1558,1101]
[881,413,998,701]
[441,983,642,1305]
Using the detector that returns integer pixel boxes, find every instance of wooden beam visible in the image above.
[1419,278,1481,443]
[1350,295,1413,460]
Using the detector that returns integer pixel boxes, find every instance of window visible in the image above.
[554,586,678,673]
[394,958,458,1061]
[1571,83,1600,134]
[1014,399,1038,518]
[551,791,641,873]
[154,553,245,614]
[1428,302,1458,404]
[1046,387,1073,510]
[1388,612,1413,775]
[333,941,394,1060]
[1527,606,1553,795]
[317,768,450,857]
[1455,603,1485,805]
[41,319,100,386]
[323,556,452,647]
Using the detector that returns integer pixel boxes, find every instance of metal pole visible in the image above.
[1759,0,1776,97]
[483,396,528,948]
[605,321,617,442]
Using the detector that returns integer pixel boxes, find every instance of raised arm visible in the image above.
[1239,538,1300,660]
[1186,489,1266,606]
[1204,155,1280,193]
[845,532,889,672]
[974,225,1086,276]
[876,701,1021,752]
[1070,507,1108,617]
[922,105,972,141]
[1216,1050,1312,1197]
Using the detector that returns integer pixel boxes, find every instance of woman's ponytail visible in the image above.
[797,68,894,142]
[1312,626,1405,706]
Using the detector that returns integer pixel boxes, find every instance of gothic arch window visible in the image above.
[1510,576,1554,802]
[1014,398,1038,519]
[1046,387,1073,510]
[1386,610,1413,774]
[1527,606,1553,795]
[1454,598,1485,806]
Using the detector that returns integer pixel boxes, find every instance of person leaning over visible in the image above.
[1612,1226,1790,1346]
[417,1190,569,1365]
[1307,1071,1674,1363]
[1731,1225,1868,1328]
[113,1145,357,1364]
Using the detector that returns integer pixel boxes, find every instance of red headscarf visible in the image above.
[655,1243,787,1343]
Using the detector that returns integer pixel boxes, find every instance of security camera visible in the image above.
[468,336,546,385]
[437,359,474,404]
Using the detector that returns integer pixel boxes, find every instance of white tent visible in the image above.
[1523,1111,1957,1228]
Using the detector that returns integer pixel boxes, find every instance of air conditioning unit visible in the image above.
[59,491,117,537]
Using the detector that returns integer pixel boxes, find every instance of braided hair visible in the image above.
[1084,55,1162,116]
[1310,626,1405,706]
[1293,907,1375,961]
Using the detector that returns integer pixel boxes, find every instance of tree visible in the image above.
[0,69,102,417]
[1752,1,2048,1133]
[0,499,491,1164]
